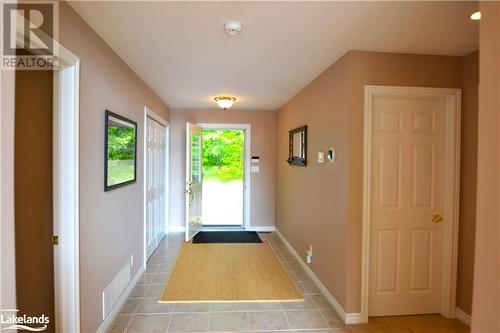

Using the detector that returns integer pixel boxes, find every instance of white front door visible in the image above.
[146,117,167,258]
[369,93,446,316]
[185,123,203,241]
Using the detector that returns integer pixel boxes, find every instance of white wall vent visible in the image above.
[102,260,131,319]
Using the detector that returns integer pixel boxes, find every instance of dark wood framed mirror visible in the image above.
[287,125,307,166]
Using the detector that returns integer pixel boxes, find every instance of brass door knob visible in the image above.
[432,214,443,223]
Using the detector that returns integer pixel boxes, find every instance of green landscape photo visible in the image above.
[106,113,137,189]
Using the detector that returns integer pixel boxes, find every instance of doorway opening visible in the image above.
[201,128,244,227]
[185,123,251,240]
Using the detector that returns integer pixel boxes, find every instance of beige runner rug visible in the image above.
[159,240,303,303]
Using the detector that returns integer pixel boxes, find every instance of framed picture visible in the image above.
[104,110,137,191]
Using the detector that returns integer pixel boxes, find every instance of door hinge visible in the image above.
[52,235,59,245]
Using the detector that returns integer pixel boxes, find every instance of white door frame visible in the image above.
[52,45,81,333]
[361,85,461,323]
[143,107,169,267]
[197,123,251,230]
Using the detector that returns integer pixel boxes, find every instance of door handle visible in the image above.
[432,214,443,223]
[184,185,192,195]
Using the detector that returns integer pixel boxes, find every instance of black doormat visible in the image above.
[192,231,262,244]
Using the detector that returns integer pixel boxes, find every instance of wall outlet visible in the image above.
[306,245,313,264]
[130,254,134,267]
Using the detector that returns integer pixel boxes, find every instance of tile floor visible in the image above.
[107,232,469,333]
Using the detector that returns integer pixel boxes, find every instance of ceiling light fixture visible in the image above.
[214,96,237,110]
[470,11,481,20]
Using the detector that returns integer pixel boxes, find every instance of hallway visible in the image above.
[107,233,468,333]
[2,2,499,332]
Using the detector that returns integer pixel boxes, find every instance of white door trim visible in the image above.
[197,123,251,230]
[52,44,81,333]
[361,85,461,323]
[143,107,169,268]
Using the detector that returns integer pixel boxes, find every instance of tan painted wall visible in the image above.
[169,108,277,230]
[277,54,351,308]
[0,69,17,312]
[60,3,169,332]
[277,50,479,313]
[457,51,479,316]
[471,2,500,332]
[14,70,55,332]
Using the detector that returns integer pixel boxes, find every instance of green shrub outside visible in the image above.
[202,129,244,182]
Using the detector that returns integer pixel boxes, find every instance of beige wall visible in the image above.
[471,2,500,332]
[457,51,479,316]
[277,54,351,308]
[60,3,169,332]
[14,70,55,332]
[169,108,277,230]
[277,50,479,313]
[0,67,17,312]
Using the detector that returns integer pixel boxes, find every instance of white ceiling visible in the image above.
[69,1,478,110]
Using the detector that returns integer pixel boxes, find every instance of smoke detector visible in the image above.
[224,21,242,36]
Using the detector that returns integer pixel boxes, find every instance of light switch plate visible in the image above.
[317,152,325,163]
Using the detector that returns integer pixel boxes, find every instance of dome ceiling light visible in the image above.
[214,96,237,110]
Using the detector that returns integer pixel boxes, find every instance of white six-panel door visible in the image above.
[368,94,447,316]
[146,117,167,259]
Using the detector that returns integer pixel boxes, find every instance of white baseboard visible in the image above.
[246,226,275,232]
[455,307,471,326]
[275,229,362,325]
[169,225,185,232]
[202,226,244,232]
[96,265,145,333]
[345,312,363,324]
[170,225,276,233]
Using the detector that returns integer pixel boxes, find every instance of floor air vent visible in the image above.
[102,260,131,319]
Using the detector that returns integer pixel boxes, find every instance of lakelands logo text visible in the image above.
[0,309,49,331]
[1,1,59,70]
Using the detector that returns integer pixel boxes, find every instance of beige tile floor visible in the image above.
[107,232,469,333]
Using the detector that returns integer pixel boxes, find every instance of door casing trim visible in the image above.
[361,85,461,323]
[50,37,81,333]
[197,123,251,230]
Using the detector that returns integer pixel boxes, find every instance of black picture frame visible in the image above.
[287,125,307,166]
[104,110,138,191]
